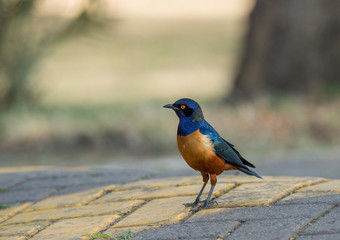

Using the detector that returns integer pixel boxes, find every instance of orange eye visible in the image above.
[181,105,186,109]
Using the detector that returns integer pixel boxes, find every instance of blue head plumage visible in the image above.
[163,98,205,136]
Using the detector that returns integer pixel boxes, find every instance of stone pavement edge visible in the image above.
[0,166,339,240]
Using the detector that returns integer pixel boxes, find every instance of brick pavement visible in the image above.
[0,167,339,240]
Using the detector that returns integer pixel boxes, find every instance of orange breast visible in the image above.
[177,130,225,175]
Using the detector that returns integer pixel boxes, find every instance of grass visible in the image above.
[114,230,134,240]
[0,204,10,210]
[85,230,133,240]
[0,96,339,166]
[0,186,10,192]
[87,232,113,239]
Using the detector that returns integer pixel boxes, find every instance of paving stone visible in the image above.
[52,183,114,197]
[276,194,340,205]
[0,207,15,217]
[0,166,339,240]
[216,182,304,207]
[26,169,89,179]
[12,169,150,191]
[0,203,33,224]
[298,233,340,240]
[31,215,119,240]
[227,217,309,240]
[0,236,20,240]
[131,221,240,240]
[282,191,332,201]
[93,183,234,203]
[11,175,98,191]
[114,196,193,227]
[116,176,200,190]
[246,176,325,184]
[0,221,49,237]
[301,206,340,235]
[0,188,56,205]
[187,203,333,222]
[0,173,29,189]
[300,180,340,193]
[4,200,143,224]
[27,186,106,210]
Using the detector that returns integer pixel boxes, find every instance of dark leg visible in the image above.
[201,184,215,209]
[184,172,209,207]
[201,173,217,209]
[184,181,207,207]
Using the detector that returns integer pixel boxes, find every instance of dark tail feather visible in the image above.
[239,167,262,179]
[241,158,255,168]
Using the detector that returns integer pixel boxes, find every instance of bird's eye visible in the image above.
[181,105,186,110]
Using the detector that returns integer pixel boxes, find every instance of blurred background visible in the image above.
[0,0,339,178]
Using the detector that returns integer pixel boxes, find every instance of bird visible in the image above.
[164,98,262,208]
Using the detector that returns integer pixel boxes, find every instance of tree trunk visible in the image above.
[231,0,340,99]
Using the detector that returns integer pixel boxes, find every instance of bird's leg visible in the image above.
[184,172,209,207]
[201,173,218,209]
[193,181,207,205]
[201,184,216,209]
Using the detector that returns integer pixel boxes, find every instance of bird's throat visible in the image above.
[177,120,199,136]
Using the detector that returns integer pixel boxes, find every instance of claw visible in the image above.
[200,200,218,209]
[183,182,207,208]
[184,200,218,209]
[183,202,198,207]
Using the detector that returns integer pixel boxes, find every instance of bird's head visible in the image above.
[163,98,204,122]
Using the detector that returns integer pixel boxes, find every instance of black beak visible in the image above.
[163,103,174,109]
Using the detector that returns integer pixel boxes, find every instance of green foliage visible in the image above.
[87,232,113,239]
[0,186,10,192]
[84,230,134,240]
[115,230,134,240]
[323,82,340,98]
[0,204,10,210]
[0,97,339,166]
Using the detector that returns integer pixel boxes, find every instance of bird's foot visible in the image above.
[184,200,218,209]
[200,200,218,209]
[183,201,199,208]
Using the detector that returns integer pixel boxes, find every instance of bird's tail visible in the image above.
[239,167,263,179]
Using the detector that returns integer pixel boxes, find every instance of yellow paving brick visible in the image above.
[93,183,234,203]
[0,203,32,217]
[114,196,194,227]
[26,186,108,211]
[281,191,334,201]
[104,226,153,239]
[0,236,19,240]
[0,207,14,217]
[4,200,143,224]
[217,182,305,207]
[259,176,326,183]
[299,180,340,193]
[189,183,235,202]
[0,203,33,224]
[116,176,199,190]
[0,221,50,237]
[31,215,119,240]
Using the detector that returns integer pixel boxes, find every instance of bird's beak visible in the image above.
[163,103,175,109]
